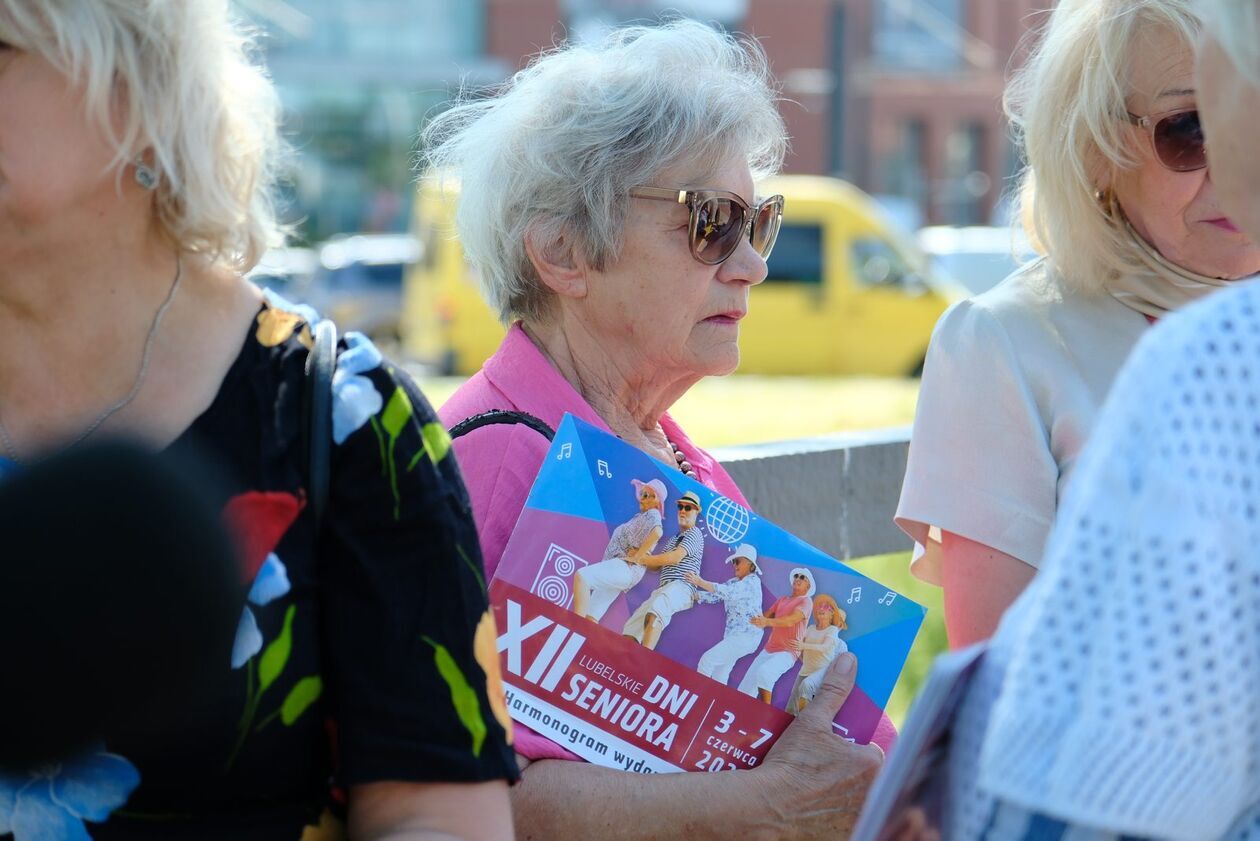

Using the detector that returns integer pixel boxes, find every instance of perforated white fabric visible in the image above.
[953,280,1260,840]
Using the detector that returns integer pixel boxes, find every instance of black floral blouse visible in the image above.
[0,296,516,840]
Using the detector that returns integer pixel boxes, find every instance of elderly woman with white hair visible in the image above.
[434,19,884,840]
[896,0,1260,649]
[0,2,515,839]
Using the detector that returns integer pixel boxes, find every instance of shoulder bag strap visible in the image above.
[449,409,555,442]
[304,318,338,527]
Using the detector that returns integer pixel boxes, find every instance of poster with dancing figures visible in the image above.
[489,414,926,774]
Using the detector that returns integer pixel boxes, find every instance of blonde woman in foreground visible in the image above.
[0,3,514,838]
[897,0,1260,648]
[924,2,1260,836]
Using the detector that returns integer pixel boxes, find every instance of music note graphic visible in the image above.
[556,442,573,460]
[877,591,897,606]
[847,586,862,605]
[597,459,612,478]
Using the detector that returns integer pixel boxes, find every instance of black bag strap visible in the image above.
[449,410,555,442]
[304,318,338,527]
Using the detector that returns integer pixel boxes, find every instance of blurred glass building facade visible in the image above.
[235,0,505,241]
[237,0,1049,240]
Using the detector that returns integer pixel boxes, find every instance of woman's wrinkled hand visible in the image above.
[747,652,884,840]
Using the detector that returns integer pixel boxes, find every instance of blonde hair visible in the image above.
[1006,0,1200,290]
[813,594,846,631]
[1198,0,1260,85]
[0,0,285,271]
[423,19,786,324]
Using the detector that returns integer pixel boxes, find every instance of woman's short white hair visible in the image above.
[0,0,284,271]
[423,19,787,324]
[1198,0,1260,85]
[1006,0,1200,289]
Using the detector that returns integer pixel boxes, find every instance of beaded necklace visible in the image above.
[666,435,698,480]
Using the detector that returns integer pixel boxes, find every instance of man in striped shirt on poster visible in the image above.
[623,490,707,650]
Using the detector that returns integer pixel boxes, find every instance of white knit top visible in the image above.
[946,280,1260,840]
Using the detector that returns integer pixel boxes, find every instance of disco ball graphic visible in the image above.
[705,496,750,545]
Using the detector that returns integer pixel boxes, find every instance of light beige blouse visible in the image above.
[895,258,1149,583]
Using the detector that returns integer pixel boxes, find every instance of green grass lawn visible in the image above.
[420,372,945,729]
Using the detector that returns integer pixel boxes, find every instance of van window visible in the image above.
[765,223,823,284]
[850,237,918,289]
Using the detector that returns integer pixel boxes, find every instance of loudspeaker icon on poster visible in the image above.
[530,543,591,611]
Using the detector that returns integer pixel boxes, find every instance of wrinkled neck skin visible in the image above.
[522,313,700,462]
[0,209,190,399]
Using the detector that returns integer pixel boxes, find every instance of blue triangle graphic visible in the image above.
[847,615,927,706]
[523,416,608,523]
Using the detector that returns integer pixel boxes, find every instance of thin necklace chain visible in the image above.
[0,256,183,464]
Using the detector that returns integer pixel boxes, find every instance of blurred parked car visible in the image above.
[245,246,318,297]
[403,175,962,376]
[306,233,422,341]
[917,225,1037,296]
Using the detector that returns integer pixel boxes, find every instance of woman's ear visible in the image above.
[524,221,588,300]
[1087,150,1113,194]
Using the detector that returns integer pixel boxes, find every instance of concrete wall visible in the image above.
[712,426,913,561]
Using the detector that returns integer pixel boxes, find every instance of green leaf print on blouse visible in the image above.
[423,636,488,758]
[420,422,452,465]
[258,604,295,691]
[281,676,324,726]
[457,544,486,595]
[371,383,414,519]
[370,371,452,520]
[228,557,324,769]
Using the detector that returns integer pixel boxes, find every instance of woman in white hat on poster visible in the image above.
[687,543,764,686]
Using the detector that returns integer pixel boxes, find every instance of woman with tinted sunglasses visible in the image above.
[897,0,1260,650]
[429,19,885,841]
[883,6,1260,836]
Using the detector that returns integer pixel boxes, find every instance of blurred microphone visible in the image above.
[0,441,241,768]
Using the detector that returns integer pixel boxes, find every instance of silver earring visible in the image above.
[134,158,158,191]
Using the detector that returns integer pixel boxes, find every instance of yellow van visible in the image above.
[401,174,960,376]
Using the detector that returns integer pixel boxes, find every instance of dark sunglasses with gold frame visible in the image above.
[1125,107,1206,172]
[630,186,785,266]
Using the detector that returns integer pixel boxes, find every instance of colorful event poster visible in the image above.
[490,415,926,774]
